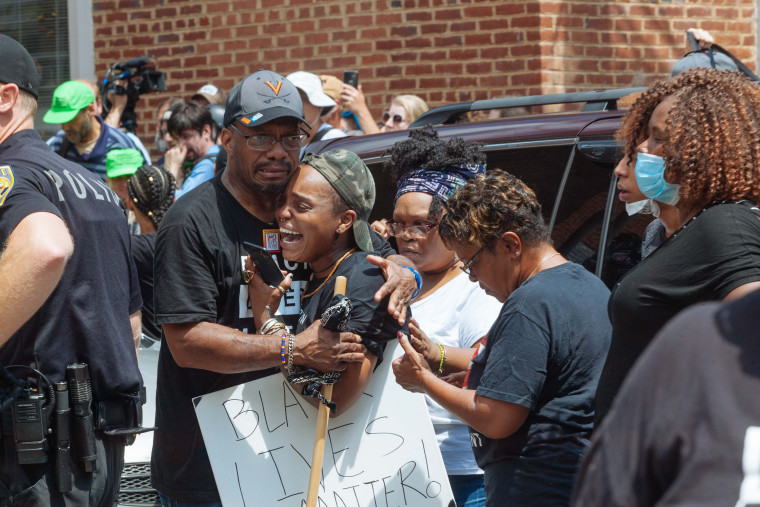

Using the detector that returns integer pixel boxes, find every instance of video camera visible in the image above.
[100,55,167,133]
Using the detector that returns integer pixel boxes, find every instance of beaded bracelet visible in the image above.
[403,267,422,299]
[434,342,446,377]
[280,336,287,367]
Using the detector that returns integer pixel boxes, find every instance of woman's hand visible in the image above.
[442,371,466,388]
[371,218,392,240]
[392,332,433,394]
[340,84,380,135]
[408,319,442,370]
[340,83,367,113]
[244,256,292,330]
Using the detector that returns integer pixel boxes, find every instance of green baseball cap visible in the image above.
[302,150,376,252]
[106,149,144,178]
[42,81,95,124]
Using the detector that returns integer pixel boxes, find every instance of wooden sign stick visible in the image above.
[306,275,347,507]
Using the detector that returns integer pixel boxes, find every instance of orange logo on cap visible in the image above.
[265,81,282,95]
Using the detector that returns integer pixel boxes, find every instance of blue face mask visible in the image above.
[634,152,681,206]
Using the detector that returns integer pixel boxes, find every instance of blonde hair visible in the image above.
[391,95,429,124]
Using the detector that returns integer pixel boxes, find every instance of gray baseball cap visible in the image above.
[302,150,376,252]
[671,50,738,76]
[223,69,309,129]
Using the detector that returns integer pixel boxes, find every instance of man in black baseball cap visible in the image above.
[151,69,364,504]
[151,69,419,504]
[0,34,144,504]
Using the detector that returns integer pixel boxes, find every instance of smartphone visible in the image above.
[242,241,285,287]
[343,70,359,88]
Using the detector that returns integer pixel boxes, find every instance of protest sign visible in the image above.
[193,342,455,507]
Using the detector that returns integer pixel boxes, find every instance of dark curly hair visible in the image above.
[127,165,176,229]
[384,126,485,220]
[439,169,550,249]
[619,68,760,209]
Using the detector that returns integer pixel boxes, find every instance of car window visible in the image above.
[483,143,573,225]
[553,147,652,287]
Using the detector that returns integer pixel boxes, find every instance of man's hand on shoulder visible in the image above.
[367,254,418,325]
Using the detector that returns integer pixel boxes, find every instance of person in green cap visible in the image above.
[44,80,149,181]
[106,148,146,204]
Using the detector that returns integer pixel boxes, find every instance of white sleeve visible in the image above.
[457,288,502,348]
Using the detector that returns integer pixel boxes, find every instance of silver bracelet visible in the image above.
[259,318,285,335]
[287,334,295,375]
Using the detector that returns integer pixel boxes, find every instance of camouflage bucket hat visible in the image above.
[302,150,376,252]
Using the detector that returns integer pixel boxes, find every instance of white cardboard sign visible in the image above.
[194,342,455,507]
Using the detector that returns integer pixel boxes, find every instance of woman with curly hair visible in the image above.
[127,164,176,341]
[392,170,611,506]
[595,68,760,423]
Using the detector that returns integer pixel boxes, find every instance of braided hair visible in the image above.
[127,165,176,229]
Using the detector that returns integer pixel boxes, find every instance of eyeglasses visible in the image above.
[460,246,484,275]
[382,111,406,124]
[388,220,437,239]
[229,123,307,151]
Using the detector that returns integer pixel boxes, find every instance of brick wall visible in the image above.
[90,0,756,144]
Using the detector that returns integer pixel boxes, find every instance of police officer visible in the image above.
[0,35,143,504]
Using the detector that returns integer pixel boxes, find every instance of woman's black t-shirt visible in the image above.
[596,202,760,423]
[297,250,407,363]
[131,233,160,341]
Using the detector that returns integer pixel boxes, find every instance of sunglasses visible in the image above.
[382,111,406,124]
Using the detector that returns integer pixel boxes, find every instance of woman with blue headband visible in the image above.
[380,128,502,507]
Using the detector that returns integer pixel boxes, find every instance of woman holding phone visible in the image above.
[246,149,406,414]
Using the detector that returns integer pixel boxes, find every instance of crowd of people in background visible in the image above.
[2,25,760,507]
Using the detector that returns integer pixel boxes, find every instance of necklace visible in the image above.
[301,247,357,301]
[526,252,561,280]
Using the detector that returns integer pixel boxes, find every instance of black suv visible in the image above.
[311,88,650,287]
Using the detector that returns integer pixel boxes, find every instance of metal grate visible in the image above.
[117,462,161,507]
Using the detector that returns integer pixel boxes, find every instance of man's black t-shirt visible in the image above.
[464,262,611,506]
[131,233,160,341]
[573,290,760,506]
[596,202,760,423]
[0,129,142,399]
[297,250,406,363]
[151,174,312,501]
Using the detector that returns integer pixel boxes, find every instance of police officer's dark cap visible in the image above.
[0,35,40,99]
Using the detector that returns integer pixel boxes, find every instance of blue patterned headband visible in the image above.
[394,163,486,204]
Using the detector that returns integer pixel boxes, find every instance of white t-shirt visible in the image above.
[411,271,502,475]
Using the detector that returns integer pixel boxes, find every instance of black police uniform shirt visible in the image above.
[0,129,142,400]
[151,173,394,501]
[463,262,611,507]
[596,201,760,424]
[573,290,760,507]
[297,250,407,365]
[130,233,160,341]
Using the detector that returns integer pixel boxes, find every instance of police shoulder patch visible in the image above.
[0,165,15,206]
